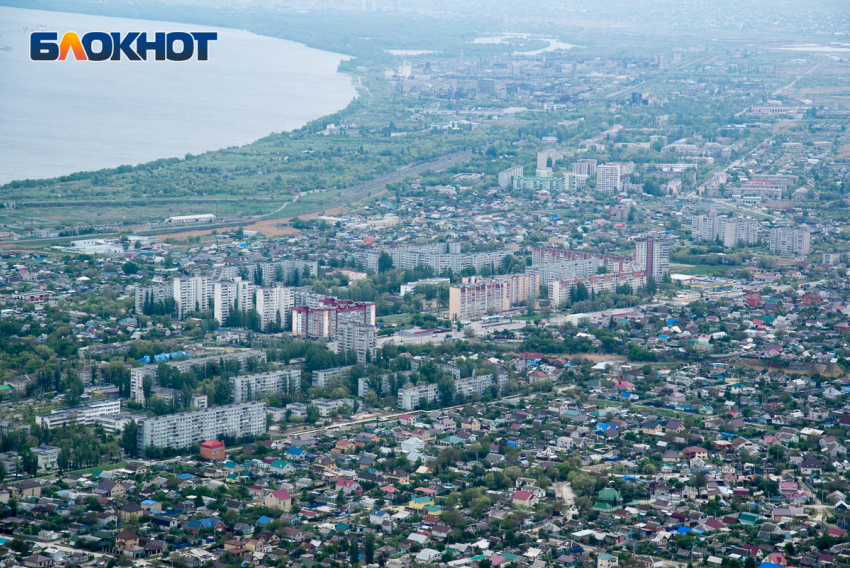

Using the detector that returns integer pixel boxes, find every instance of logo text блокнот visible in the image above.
[30,31,218,61]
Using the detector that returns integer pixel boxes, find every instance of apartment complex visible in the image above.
[291,298,376,339]
[397,373,507,410]
[355,243,511,274]
[769,227,811,256]
[36,399,122,429]
[336,322,377,364]
[229,369,302,402]
[512,176,565,192]
[448,273,539,320]
[131,350,267,404]
[530,247,635,285]
[692,213,758,248]
[137,402,267,451]
[549,270,647,306]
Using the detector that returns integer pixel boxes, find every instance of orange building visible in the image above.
[200,440,225,461]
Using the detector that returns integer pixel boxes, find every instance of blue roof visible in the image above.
[286,447,305,455]
[257,516,273,525]
[677,526,691,534]
[757,563,783,568]
[176,473,196,480]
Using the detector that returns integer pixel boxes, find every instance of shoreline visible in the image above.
[0,6,360,187]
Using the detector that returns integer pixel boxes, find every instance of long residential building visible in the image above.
[692,213,758,248]
[548,270,647,306]
[531,247,636,285]
[137,402,267,451]
[512,176,565,192]
[229,369,301,402]
[292,298,376,339]
[355,243,511,274]
[769,227,811,256]
[36,399,122,429]
[449,273,539,321]
[397,373,507,410]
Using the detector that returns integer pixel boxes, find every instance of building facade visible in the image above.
[769,227,811,256]
[137,402,267,452]
[229,369,301,402]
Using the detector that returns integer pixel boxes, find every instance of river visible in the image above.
[0,7,357,184]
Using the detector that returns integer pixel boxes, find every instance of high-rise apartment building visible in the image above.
[573,159,597,177]
[769,227,811,256]
[634,235,670,280]
[692,213,758,248]
[596,164,623,192]
[336,322,377,364]
[498,165,524,188]
[448,273,539,320]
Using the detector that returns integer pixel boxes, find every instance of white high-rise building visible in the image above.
[498,165,524,188]
[573,159,597,177]
[173,276,213,319]
[36,399,122,429]
[769,227,811,256]
[634,235,670,280]
[137,402,267,451]
[692,214,758,248]
[336,322,377,364]
[255,286,294,331]
[596,164,622,192]
[230,369,301,402]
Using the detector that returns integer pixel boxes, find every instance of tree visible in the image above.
[349,534,359,565]
[122,261,139,275]
[306,405,320,424]
[142,376,153,405]
[378,252,393,273]
[122,420,139,457]
[364,532,375,564]
[20,449,38,475]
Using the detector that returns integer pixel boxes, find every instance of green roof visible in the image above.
[598,488,622,502]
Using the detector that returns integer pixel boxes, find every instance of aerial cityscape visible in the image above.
[1,1,850,568]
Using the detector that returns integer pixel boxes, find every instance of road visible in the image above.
[772,62,821,97]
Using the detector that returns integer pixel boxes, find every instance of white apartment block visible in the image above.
[498,165,524,188]
[172,276,213,319]
[229,369,301,402]
[214,260,318,286]
[549,270,646,306]
[448,273,539,320]
[311,398,356,417]
[336,322,377,365]
[596,164,623,193]
[692,214,758,248]
[255,286,295,330]
[573,159,597,177]
[31,445,60,470]
[36,399,122,429]
[398,383,440,410]
[213,280,255,325]
[137,402,267,451]
[769,227,811,256]
[313,366,350,389]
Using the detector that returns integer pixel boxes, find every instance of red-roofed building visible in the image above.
[264,489,292,511]
[512,490,537,507]
[200,440,225,461]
